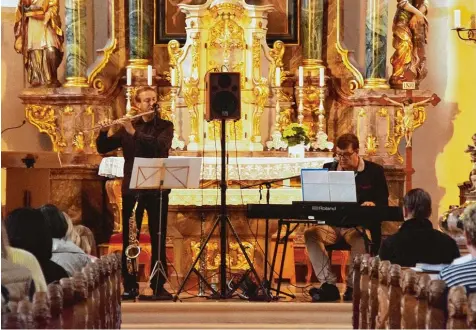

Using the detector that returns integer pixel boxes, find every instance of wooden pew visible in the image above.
[359,254,370,329]
[468,293,476,329]
[447,286,468,329]
[415,273,431,329]
[376,260,390,329]
[401,269,417,329]
[352,254,362,329]
[368,257,380,329]
[427,279,447,329]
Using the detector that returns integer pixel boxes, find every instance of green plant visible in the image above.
[282,123,310,147]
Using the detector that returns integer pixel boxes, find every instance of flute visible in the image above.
[83,109,156,132]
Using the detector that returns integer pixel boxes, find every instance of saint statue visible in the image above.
[390,0,429,89]
[14,0,64,87]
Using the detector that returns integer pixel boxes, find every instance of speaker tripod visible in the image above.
[174,119,270,301]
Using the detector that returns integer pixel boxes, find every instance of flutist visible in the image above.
[96,86,174,300]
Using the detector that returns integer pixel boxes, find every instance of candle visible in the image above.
[147,65,153,86]
[319,67,325,87]
[275,67,281,87]
[454,10,461,28]
[298,66,304,87]
[171,68,177,86]
[126,67,131,86]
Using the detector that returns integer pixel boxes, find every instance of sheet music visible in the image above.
[301,169,357,202]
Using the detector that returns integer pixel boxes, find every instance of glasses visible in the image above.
[335,151,355,160]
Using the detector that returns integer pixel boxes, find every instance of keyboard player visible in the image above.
[304,133,389,302]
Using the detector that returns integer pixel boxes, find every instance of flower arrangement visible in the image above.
[282,123,310,147]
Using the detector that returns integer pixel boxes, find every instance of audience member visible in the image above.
[5,208,68,284]
[1,227,35,302]
[439,203,476,292]
[63,212,97,257]
[40,204,90,276]
[1,225,47,292]
[379,188,460,266]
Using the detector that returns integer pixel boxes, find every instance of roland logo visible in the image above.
[313,206,337,212]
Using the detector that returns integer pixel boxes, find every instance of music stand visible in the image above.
[128,157,201,300]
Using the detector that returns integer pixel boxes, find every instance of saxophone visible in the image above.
[125,201,141,275]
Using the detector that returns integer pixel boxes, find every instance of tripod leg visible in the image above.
[269,220,282,289]
[173,217,220,300]
[276,223,291,297]
[226,217,271,300]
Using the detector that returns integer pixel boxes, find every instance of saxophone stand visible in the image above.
[127,157,202,301]
[173,119,271,301]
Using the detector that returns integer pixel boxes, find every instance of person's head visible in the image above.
[134,86,157,121]
[39,204,67,239]
[335,133,360,170]
[403,98,413,106]
[462,203,476,249]
[403,188,432,220]
[5,208,52,263]
[63,212,80,245]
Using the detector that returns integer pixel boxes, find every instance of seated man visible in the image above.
[379,188,460,266]
[439,203,476,292]
[305,133,389,302]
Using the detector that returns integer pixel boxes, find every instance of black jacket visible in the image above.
[96,117,173,194]
[323,159,389,206]
[378,218,460,267]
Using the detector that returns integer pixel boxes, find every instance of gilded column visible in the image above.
[128,0,153,68]
[64,0,89,87]
[301,0,325,69]
[364,0,390,89]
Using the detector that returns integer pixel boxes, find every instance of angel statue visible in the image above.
[383,95,433,148]
[390,0,429,88]
[14,0,64,87]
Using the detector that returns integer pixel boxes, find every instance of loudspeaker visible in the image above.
[205,72,241,121]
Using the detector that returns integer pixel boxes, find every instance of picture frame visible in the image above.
[155,0,299,45]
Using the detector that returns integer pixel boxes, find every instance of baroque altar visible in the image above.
[7,0,441,283]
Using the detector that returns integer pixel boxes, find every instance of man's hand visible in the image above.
[117,117,135,135]
[361,201,376,207]
[98,118,114,132]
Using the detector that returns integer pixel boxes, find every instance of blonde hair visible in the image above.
[63,212,80,246]
[462,203,476,246]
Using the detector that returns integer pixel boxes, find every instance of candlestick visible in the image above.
[298,66,304,87]
[319,67,325,87]
[275,67,281,87]
[454,10,461,28]
[171,68,177,86]
[147,65,152,86]
[125,86,132,114]
[297,87,304,125]
[126,68,131,86]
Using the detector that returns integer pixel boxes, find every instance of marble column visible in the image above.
[301,0,325,69]
[64,0,89,87]
[128,0,153,68]
[364,0,389,89]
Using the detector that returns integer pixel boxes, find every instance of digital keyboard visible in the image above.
[246,202,403,227]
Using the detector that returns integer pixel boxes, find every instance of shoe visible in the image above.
[343,287,353,301]
[154,288,173,300]
[309,283,340,302]
[121,288,139,301]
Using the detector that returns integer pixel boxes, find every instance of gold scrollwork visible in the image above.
[183,77,200,143]
[269,40,285,87]
[336,0,364,91]
[85,106,96,149]
[356,107,366,139]
[191,240,254,271]
[252,33,263,80]
[73,132,85,152]
[366,134,378,155]
[25,105,64,152]
[252,77,269,142]
[168,39,184,85]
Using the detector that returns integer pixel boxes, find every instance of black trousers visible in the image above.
[121,190,169,292]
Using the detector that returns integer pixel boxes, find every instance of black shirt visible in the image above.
[323,159,389,206]
[96,117,173,193]
[379,218,460,267]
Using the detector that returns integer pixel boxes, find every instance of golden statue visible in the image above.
[390,0,429,88]
[14,0,64,87]
[384,95,433,147]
